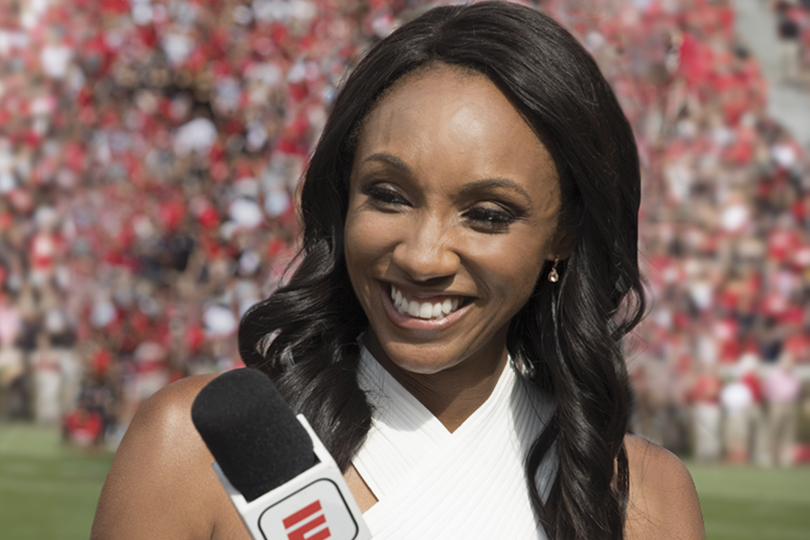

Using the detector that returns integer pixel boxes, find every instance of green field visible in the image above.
[689,463,810,540]
[0,424,114,540]
[1,423,809,539]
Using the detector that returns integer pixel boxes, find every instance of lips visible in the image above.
[389,284,465,320]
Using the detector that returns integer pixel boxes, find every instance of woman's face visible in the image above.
[344,66,565,377]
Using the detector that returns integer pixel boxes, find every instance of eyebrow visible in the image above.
[359,152,534,207]
[360,153,412,174]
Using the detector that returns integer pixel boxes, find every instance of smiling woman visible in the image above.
[346,66,564,374]
[92,2,704,540]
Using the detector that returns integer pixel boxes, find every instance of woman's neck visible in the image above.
[364,338,509,433]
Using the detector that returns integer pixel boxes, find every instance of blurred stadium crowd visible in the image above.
[0,0,809,465]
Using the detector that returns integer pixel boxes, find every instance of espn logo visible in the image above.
[283,500,330,540]
[257,478,363,540]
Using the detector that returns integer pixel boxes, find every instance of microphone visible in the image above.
[191,368,371,540]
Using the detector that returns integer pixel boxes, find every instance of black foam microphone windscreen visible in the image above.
[191,368,318,501]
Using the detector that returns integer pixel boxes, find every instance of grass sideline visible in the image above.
[687,462,810,540]
[1,423,809,539]
[0,423,114,540]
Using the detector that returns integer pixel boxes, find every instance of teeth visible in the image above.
[390,285,464,320]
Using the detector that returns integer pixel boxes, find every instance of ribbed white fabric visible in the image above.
[353,347,557,539]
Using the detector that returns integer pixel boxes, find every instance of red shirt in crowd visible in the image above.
[64,408,104,446]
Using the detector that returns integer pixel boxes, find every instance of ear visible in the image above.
[549,225,576,261]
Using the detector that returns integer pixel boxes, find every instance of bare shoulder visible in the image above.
[92,374,249,540]
[624,434,705,540]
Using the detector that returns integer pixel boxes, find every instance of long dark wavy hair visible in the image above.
[239,2,645,538]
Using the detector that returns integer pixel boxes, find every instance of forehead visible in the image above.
[352,66,559,199]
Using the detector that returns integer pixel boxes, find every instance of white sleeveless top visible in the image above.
[352,347,557,539]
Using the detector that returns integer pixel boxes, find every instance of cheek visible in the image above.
[344,211,379,265]
[342,212,366,288]
[473,235,547,305]
[343,208,397,286]
[490,253,543,298]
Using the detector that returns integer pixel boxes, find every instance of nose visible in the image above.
[391,214,460,282]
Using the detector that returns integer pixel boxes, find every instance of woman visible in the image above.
[92,2,704,539]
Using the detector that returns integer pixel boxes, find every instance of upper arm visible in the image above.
[624,434,706,540]
[91,374,233,540]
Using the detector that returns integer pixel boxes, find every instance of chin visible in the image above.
[373,338,466,376]
[390,358,452,376]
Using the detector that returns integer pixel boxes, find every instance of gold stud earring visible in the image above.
[548,257,559,283]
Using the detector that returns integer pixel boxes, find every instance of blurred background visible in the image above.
[0,0,808,538]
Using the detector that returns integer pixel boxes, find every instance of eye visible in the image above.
[464,204,517,232]
[362,184,411,208]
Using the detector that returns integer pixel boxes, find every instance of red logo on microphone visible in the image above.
[283,500,331,540]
